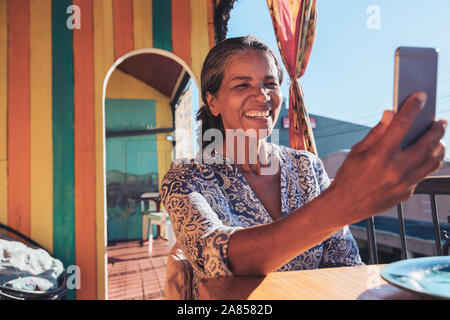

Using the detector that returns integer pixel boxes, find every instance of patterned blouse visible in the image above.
[161,143,363,299]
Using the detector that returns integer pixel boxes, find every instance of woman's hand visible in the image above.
[330,92,447,225]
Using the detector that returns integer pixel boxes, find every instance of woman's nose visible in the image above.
[252,87,270,102]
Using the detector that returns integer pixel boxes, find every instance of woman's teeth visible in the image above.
[244,110,271,118]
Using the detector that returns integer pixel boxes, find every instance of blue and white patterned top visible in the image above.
[161,143,363,299]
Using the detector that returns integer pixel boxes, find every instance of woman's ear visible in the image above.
[206,92,220,117]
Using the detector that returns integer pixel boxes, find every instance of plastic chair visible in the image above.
[139,192,172,254]
[146,209,172,254]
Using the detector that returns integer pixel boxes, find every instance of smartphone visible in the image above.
[393,46,438,149]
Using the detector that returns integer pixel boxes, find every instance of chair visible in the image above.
[140,192,173,254]
[164,242,193,300]
[146,209,173,254]
[363,176,450,264]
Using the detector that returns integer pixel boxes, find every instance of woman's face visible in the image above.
[207,50,283,139]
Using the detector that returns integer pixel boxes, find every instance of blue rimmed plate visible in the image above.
[381,256,450,299]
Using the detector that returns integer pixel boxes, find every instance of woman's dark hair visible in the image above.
[196,35,283,150]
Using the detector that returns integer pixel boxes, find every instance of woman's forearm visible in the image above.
[228,93,447,276]
[227,183,351,276]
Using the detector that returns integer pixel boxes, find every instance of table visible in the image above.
[199,265,427,300]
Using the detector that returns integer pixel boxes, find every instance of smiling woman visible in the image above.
[161,35,447,300]
[196,36,283,148]
[207,50,282,141]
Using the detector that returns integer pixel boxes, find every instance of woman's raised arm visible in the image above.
[228,92,447,276]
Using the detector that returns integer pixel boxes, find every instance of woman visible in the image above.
[161,35,447,299]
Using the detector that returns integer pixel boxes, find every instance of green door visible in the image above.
[105,99,159,244]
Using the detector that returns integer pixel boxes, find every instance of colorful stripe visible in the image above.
[152,0,172,52]
[207,0,215,48]
[7,0,31,236]
[0,0,8,225]
[30,0,53,253]
[73,0,97,300]
[112,0,134,59]
[133,0,153,49]
[190,0,209,82]
[52,0,76,300]
[156,98,173,191]
[93,0,114,300]
[171,0,191,65]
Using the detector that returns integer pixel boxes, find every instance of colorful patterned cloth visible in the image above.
[267,0,318,154]
[161,143,363,299]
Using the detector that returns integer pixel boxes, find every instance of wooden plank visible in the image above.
[152,0,172,51]
[52,0,76,300]
[207,0,215,48]
[155,97,173,191]
[171,0,191,66]
[30,0,53,253]
[156,134,173,192]
[0,161,6,225]
[133,0,153,49]
[190,0,209,82]
[0,0,7,161]
[112,0,134,59]
[93,0,114,300]
[73,0,97,300]
[0,0,8,225]
[7,0,31,236]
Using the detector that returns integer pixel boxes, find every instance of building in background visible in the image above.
[275,99,371,158]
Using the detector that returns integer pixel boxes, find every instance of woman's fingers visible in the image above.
[351,110,394,153]
[401,119,447,169]
[382,92,427,152]
[405,140,446,185]
[352,92,426,156]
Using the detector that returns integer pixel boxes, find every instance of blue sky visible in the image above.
[227,0,450,159]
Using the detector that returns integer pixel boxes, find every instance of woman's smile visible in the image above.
[243,109,272,118]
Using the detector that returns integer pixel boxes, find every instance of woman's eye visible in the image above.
[234,83,249,89]
[265,82,278,88]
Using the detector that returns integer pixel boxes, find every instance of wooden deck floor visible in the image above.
[107,239,169,300]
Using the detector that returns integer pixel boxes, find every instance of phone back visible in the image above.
[394,46,438,149]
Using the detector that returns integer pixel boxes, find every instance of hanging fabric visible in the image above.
[267,0,318,154]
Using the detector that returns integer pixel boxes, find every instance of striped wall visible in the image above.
[0,0,214,300]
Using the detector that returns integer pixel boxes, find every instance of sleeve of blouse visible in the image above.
[161,163,242,278]
[320,225,365,267]
[311,155,365,267]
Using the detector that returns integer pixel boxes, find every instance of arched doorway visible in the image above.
[102,48,200,299]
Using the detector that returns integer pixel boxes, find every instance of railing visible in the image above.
[365,176,450,264]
